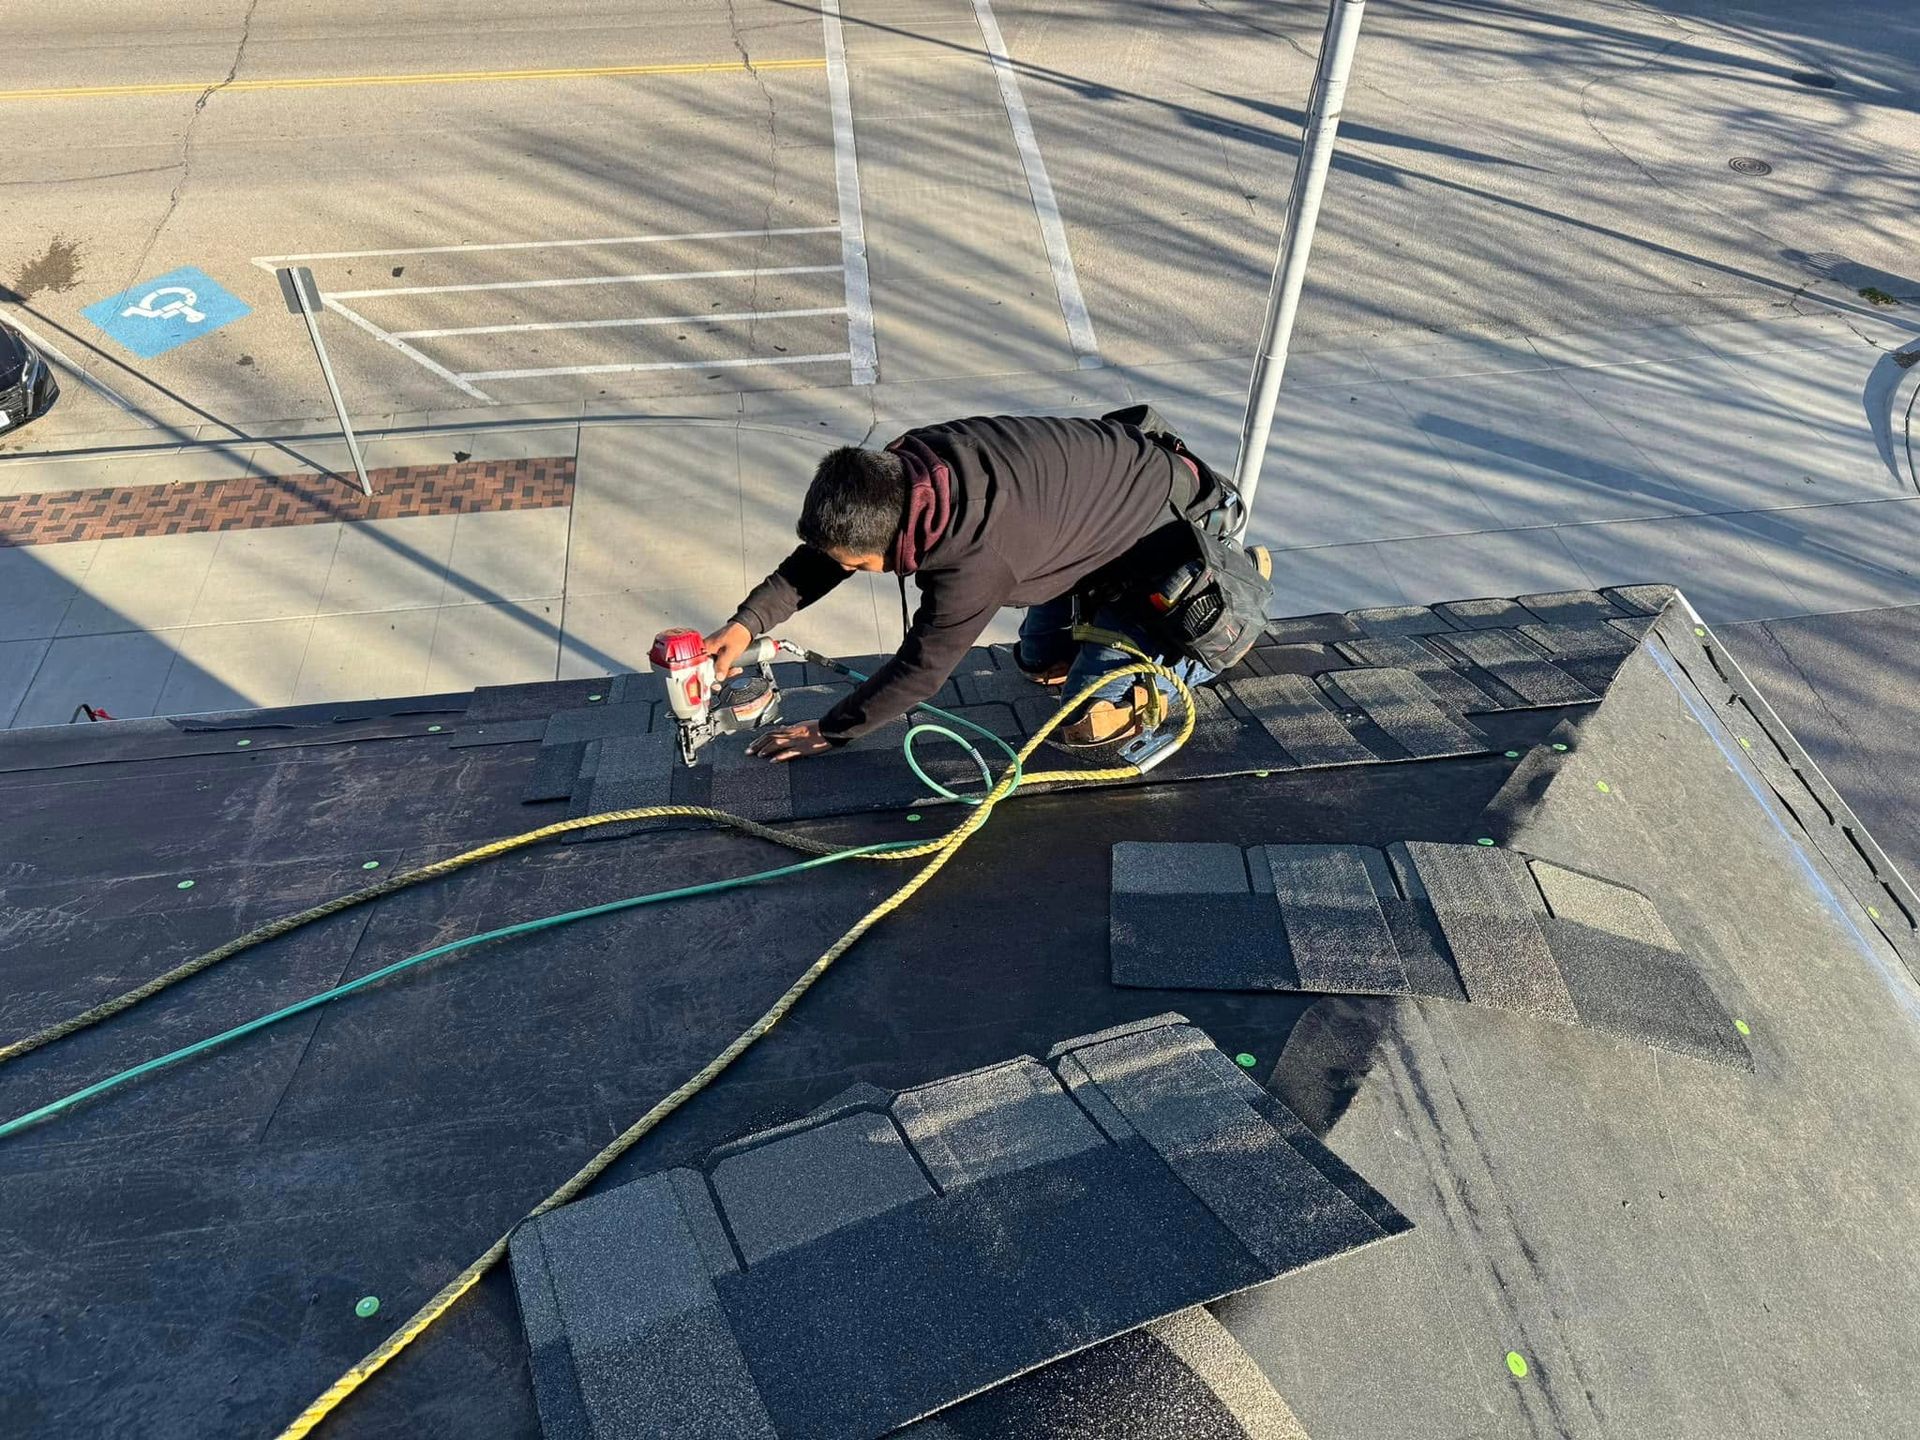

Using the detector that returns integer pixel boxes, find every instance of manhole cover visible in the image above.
[1789,71,1837,88]
[1729,157,1773,176]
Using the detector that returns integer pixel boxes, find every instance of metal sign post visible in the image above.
[1229,0,1366,528]
[277,265,374,497]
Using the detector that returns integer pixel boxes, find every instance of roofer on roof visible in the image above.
[702,409,1272,762]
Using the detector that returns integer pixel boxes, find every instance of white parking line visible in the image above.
[252,225,840,264]
[323,299,494,402]
[821,0,878,386]
[328,264,842,300]
[969,0,1102,369]
[390,306,847,340]
[460,351,853,382]
[252,225,854,399]
[0,314,148,421]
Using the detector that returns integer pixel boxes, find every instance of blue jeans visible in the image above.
[1016,595,1214,714]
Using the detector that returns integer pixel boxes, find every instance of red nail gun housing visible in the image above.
[649,628,786,767]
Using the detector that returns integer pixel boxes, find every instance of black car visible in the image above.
[0,319,60,435]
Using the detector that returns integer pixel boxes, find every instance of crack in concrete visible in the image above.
[125,0,262,289]
[723,0,785,354]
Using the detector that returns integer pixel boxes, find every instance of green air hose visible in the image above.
[826,652,1023,806]
[0,675,1037,1139]
[0,843,906,1142]
[0,648,1197,1439]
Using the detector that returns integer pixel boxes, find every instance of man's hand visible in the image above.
[747,721,833,763]
[704,621,752,678]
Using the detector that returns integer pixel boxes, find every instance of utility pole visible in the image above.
[1230,0,1366,527]
[277,265,374,497]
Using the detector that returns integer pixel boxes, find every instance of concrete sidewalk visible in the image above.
[2,303,1916,728]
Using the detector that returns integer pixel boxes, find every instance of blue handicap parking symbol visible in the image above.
[82,266,252,358]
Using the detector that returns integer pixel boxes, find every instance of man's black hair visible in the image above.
[797,446,907,557]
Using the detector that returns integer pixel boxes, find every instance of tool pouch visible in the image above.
[1139,520,1269,672]
[1100,404,1272,673]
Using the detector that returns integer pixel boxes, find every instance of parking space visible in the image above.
[255,224,859,403]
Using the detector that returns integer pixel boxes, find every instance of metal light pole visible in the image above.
[277,265,375,497]
[1230,0,1366,527]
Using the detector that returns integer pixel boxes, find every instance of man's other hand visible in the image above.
[747,721,833,763]
[704,621,752,677]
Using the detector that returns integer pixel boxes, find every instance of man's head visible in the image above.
[797,446,905,571]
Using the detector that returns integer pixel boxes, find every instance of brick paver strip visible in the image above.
[0,456,575,548]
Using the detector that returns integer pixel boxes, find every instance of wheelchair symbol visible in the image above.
[122,286,207,325]
[85,266,250,356]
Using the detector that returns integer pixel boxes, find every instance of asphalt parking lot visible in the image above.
[6,1,1914,449]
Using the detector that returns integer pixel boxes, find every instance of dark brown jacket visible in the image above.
[731,415,1180,741]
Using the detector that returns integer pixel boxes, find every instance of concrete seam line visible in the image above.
[0,314,147,421]
[969,0,1102,369]
[821,0,878,385]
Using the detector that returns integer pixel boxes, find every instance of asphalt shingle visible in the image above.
[509,1017,1406,1440]
[1332,636,1499,712]
[1398,841,1577,1023]
[1346,605,1455,638]
[1431,629,1597,707]
[1226,673,1374,767]
[1322,667,1488,758]
[1258,845,1409,994]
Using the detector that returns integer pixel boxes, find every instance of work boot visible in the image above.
[1055,684,1152,748]
[1012,652,1071,687]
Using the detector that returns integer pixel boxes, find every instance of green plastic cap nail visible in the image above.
[1476,837,1496,847]
[236,738,252,747]
[1254,770,1271,778]
[355,1295,380,1318]
[427,724,443,733]
[1694,626,1706,637]
[362,860,381,871]
[1551,742,1569,752]
[1234,1053,1258,1069]
[176,879,195,890]
[1504,750,1521,759]
[1733,1019,1751,1036]
[1596,781,1612,793]
[1506,1351,1529,1378]
[587,694,604,703]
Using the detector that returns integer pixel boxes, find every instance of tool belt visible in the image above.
[1080,404,1273,675]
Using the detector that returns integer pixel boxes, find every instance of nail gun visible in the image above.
[648,628,797,767]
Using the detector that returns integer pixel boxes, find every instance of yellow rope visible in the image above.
[0,653,1188,1436]
[0,807,859,1069]
[272,659,1194,1439]
[0,667,1177,1072]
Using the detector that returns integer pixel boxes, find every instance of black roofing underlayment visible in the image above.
[508,1015,1405,1440]
[1109,841,1752,1068]
[5,586,1920,1440]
